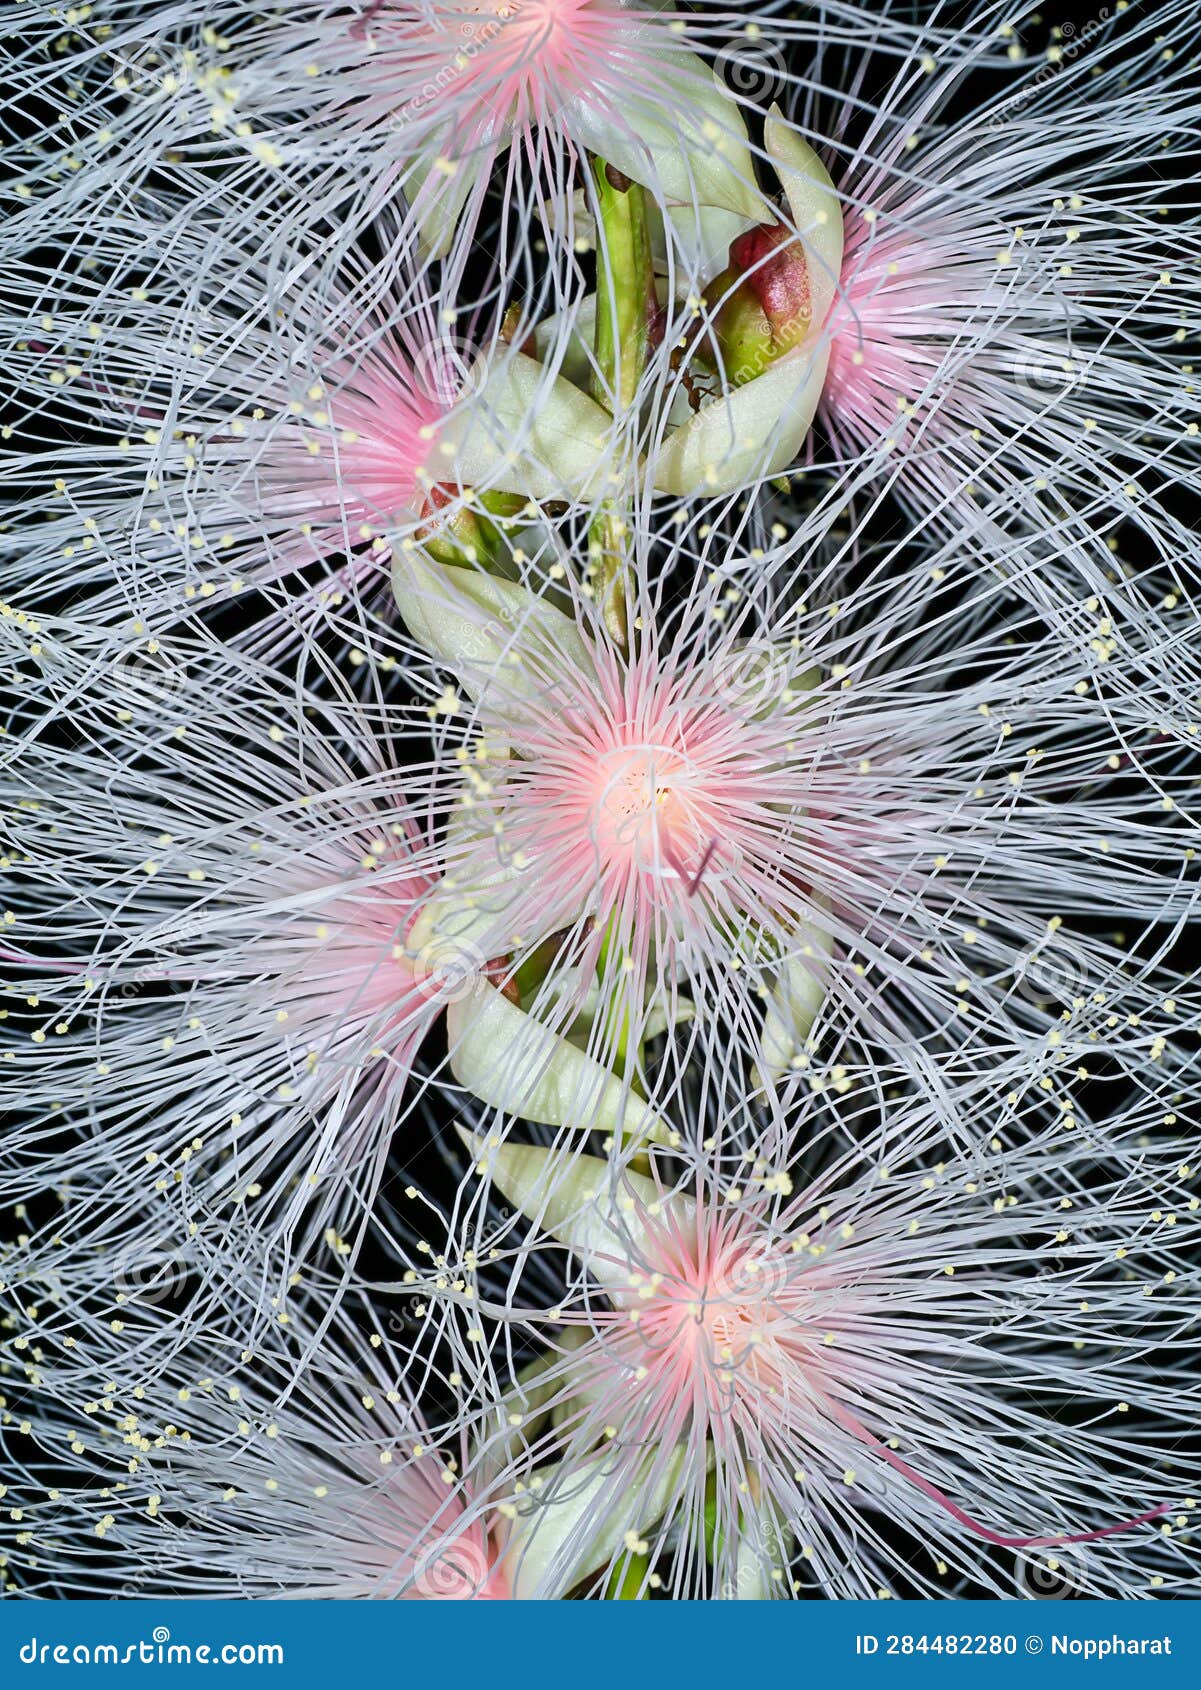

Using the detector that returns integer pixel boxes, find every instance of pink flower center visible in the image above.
[506,678,782,920]
[821,206,974,447]
[589,743,705,874]
[624,1231,799,1409]
[414,0,625,129]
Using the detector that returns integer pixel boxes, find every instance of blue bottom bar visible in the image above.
[1,1600,1196,1687]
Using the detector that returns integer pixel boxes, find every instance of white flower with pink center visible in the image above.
[392,552,831,1119]
[2,205,616,626]
[0,651,455,1318]
[451,1109,1195,1598]
[1,4,767,296]
[389,543,1199,1131]
[1,1291,514,1599]
[653,8,1198,565]
[3,1272,691,1601]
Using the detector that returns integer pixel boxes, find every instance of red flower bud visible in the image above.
[702,223,813,387]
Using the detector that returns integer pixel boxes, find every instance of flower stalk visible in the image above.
[588,156,655,653]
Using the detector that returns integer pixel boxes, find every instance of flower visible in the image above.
[386,533,1200,1122]
[383,0,767,267]
[3,1266,692,1600]
[445,1086,1200,1598]
[0,645,449,1309]
[0,194,615,630]
[652,107,843,497]
[2,1287,511,1599]
[2,624,698,1326]
[1,4,766,286]
[657,2,1200,563]
[3,0,1199,1610]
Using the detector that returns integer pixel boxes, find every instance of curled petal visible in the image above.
[758,925,836,1086]
[460,1135,663,1297]
[390,552,594,706]
[448,982,666,1145]
[500,1447,687,1600]
[764,106,845,331]
[568,52,765,223]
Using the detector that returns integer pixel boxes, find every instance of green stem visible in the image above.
[605,1552,650,1600]
[588,157,654,655]
[596,915,636,1081]
[421,490,529,576]
[590,159,654,413]
[588,507,630,652]
[596,915,650,1172]
[703,1471,725,1565]
[511,934,562,1006]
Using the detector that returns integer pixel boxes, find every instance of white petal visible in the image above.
[652,343,830,497]
[390,551,594,708]
[500,1447,687,1600]
[450,351,625,501]
[656,203,755,292]
[534,295,597,393]
[410,154,481,262]
[462,1134,659,1296]
[764,107,845,333]
[759,924,835,1086]
[447,982,668,1148]
[568,51,766,223]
